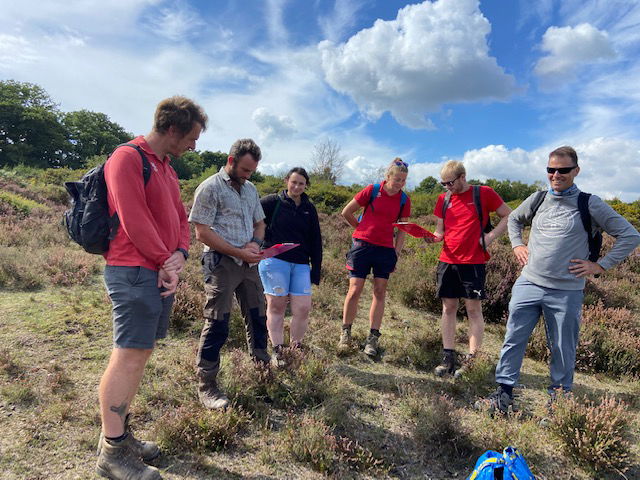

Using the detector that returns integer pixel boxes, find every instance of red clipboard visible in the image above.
[260,243,300,258]
[392,222,436,239]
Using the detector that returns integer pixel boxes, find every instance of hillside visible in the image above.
[1,168,639,480]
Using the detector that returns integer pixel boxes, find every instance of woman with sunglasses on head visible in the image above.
[339,158,411,356]
[259,167,322,367]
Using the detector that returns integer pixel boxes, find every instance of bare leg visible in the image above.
[369,277,388,330]
[265,294,289,346]
[99,347,153,437]
[463,298,484,354]
[289,295,312,344]
[441,297,459,350]
[342,277,365,326]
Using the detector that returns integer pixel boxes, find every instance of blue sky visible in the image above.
[1,0,639,199]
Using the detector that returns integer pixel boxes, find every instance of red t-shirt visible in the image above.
[353,182,411,248]
[104,136,190,271]
[434,186,503,264]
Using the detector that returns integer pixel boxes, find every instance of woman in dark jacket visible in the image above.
[259,167,322,365]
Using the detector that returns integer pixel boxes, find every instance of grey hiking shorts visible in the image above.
[104,265,174,349]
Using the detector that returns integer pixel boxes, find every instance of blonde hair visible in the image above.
[386,157,409,177]
[440,160,465,179]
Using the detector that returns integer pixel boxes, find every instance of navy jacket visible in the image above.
[261,191,323,284]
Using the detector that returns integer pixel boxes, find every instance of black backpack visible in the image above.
[528,190,603,262]
[442,185,493,252]
[63,143,151,254]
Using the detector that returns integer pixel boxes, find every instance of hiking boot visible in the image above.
[96,436,162,480]
[252,348,271,365]
[198,383,229,410]
[453,353,476,380]
[434,350,457,377]
[338,327,352,348]
[478,385,514,416]
[363,333,380,357]
[271,345,287,369]
[97,414,160,462]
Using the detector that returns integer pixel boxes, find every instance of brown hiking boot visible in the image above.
[271,345,287,369]
[338,327,352,348]
[453,353,476,380]
[363,333,380,357]
[96,436,162,480]
[97,414,160,462]
[198,382,229,410]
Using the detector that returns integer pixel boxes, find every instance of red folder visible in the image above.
[260,243,300,258]
[392,222,436,238]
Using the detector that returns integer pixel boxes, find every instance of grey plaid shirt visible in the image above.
[189,167,265,262]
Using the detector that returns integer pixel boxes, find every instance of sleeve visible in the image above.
[171,168,190,250]
[354,184,374,207]
[484,187,505,211]
[589,196,640,270]
[188,180,218,226]
[309,203,323,285]
[252,188,266,223]
[433,194,444,218]
[104,149,171,267]
[508,193,538,248]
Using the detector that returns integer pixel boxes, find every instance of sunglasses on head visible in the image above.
[440,175,461,187]
[394,160,408,168]
[547,166,577,174]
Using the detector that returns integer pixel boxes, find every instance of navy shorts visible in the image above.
[345,240,397,280]
[103,266,174,349]
[436,262,486,299]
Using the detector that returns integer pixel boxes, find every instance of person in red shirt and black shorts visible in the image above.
[338,158,411,357]
[425,161,511,378]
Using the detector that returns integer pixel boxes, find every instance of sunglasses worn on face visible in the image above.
[440,175,460,187]
[394,160,408,168]
[547,166,577,174]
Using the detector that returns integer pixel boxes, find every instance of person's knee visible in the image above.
[111,348,153,371]
[442,299,458,315]
[372,285,386,300]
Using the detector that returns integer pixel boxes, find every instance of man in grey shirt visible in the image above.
[483,146,640,414]
[189,138,269,409]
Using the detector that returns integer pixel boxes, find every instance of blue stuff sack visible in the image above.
[467,446,535,480]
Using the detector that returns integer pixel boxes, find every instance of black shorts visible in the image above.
[436,262,486,299]
[345,240,397,280]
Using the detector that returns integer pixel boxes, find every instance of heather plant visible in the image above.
[0,349,24,379]
[383,322,442,371]
[0,190,47,216]
[154,404,250,453]
[548,394,632,473]
[527,302,640,377]
[170,257,204,334]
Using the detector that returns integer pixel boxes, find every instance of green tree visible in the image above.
[0,80,69,168]
[201,150,227,171]
[414,175,444,194]
[171,150,204,179]
[63,110,131,168]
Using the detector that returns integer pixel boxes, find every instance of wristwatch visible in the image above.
[250,237,264,248]
[177,248,189,260]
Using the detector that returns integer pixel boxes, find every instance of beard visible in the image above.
[228,165,246,184]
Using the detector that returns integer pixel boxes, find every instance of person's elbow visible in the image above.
[194,223,208,242]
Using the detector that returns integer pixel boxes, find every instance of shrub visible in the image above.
[154,404,249,453]
[398,389,475,459]
[170,259,204,334]
[527,302,640,377]
[0,191,47,216]
[384,324,442,371]
[548,394,631,473]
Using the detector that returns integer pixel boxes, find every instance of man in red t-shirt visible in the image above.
[96,97,207,480]
[425,161,511,378]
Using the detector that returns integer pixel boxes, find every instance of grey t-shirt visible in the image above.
[509,187,640,290]
[189,168,265,258]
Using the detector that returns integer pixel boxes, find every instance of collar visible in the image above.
[549,184,578,196]
[136,135,169,164]
[219,166,233,183]
[279,190,307,204]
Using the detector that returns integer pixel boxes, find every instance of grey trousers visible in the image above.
[196,252,268,383]
[495,276,584,392]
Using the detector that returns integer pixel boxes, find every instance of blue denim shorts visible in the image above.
[258,257,311,296]
[103,266,174,349]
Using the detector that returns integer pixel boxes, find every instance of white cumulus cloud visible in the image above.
[319,0,518,129]
[534,23,616,87]
[252,107,297,143]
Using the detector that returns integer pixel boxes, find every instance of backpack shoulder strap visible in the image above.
[360,184,379,221]
[441,191,452,220]
[397,191,408,221]
[473,186,488,251]
[116,143,152,185]
[578,191,601,262]
[529,190,547,219]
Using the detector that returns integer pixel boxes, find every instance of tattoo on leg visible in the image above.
[109,402,128,421]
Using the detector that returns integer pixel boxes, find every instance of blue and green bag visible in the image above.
[467,446,535,480]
